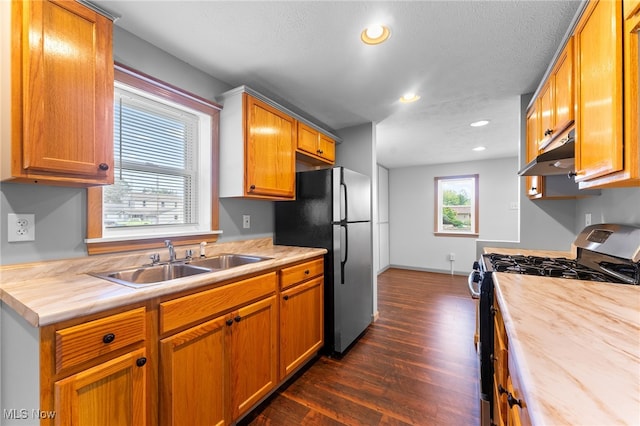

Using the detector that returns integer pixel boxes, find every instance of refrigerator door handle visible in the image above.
[340,223,348,284]
[340,181,348,222]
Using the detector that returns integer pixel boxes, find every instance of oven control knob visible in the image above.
[472,261,480,270]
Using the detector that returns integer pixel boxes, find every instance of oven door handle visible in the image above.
[468,270,481,299]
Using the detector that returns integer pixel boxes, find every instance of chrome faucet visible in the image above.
[164,240,176,263]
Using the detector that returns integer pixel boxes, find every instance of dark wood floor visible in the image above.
[241,269,480,425]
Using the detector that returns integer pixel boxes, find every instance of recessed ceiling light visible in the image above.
[470,120,490,127]
[361,24,391,45]
[399,93,420,103]
[472,146,486,151]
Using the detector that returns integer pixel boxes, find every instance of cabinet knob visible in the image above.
[234,315,242,322]
[249,184,256,192]
[507,393,523,408]
[490,306,497,315]
[490,354,498,363]
[544,129,553,137]
[98,163,110,171]
[136,357,147,367]
[102,333,115,344]
[226,319,233,326]
[283,295,289,301]
[498,384,507,395]
[304,269,310,275]
[567,172,577,179]
[317,149,323,154]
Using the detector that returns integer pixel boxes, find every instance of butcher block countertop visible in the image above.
[0,238,326,327]
[485,247,640,425]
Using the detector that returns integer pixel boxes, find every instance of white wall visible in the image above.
[389,156,519,274]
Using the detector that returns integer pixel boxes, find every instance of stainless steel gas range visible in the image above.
[468,223,640,426]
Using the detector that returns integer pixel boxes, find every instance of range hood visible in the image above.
[518,130,575,177]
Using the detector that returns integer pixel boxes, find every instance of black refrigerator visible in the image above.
[275,167,373,355]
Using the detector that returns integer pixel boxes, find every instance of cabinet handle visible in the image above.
[136,357,147,367]
[102,333,115,344]
[98,163,110,171]
[317,149,323,154]
[304,269,310,275]
[498,384,507,395]
[249,184,256,191]
[507,393,523,408]
[226,319,233,326]
[234,315,242,322]
[283,295,289,301]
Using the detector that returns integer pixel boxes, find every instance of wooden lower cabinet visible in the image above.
[493,295,530,426]
[2,258,325,426]
[230,296,278,418]
[54,348,147,426]
[280,276,324,379]
[160,316,228,426]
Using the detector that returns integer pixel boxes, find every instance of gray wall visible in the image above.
[390,156,520,275]
[0,28,273,265]
[575,187,640,231]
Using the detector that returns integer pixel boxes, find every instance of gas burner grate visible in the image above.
[487,254,621,283]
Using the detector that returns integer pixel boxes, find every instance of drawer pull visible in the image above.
[226,319,234,326]
[102,333,116,344]
[136,357,147,367]
[283,295,289,301]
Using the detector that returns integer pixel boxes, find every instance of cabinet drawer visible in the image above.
[280,258,324,289]
[55,307,146,372]
[160,272,277,334]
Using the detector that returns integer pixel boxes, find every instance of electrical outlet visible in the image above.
[242,215,251,229]
[8,213,35,242]
[449,253,455,261]
[585,213,592,226]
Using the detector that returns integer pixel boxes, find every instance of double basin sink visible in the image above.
[91,254,271,288]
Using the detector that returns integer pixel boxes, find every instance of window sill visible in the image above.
[433,232,479,238]
[86,231,222,255]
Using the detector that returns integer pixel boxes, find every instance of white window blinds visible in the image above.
[104,86,199,229]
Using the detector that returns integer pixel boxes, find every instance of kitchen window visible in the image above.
[434,174,479,237]
[86,64,221,254]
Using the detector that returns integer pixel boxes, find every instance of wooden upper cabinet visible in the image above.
[245,94,296,199]
[622,0,640,187]
[218,88,296,200]
[525,104,543,199]
[538,38,574,148]
[554,39,574,135]
[3,0,114,186]
[297,122,335,164]
[574,0,631,186]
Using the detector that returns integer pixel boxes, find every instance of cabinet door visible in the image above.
[297,122,320,156]
[575,0,624,182]
[554,38,574,133]
[280,276,324,379]
[538,81,554,144]
[245,95,295,199]
[623,1,640,186]
[160,316,228,426]
[20,0,113,183]
[525,105,543,198]
[54,349,146,426]
[230,295,278,419]
[318,134,336,163]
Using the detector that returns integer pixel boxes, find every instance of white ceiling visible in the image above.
[94,0,582,169]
